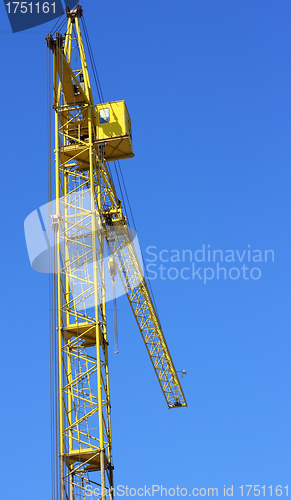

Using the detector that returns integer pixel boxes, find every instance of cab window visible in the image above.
[99,108,110,123]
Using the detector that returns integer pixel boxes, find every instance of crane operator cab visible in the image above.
[95,100,134,162]
[63,99,134,168]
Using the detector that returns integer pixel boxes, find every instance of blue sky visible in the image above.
[0,1,290,498]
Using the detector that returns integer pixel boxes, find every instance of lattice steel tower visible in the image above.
[46,5,186,500]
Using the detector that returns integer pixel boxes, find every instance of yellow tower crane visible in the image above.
[46,5,186,500]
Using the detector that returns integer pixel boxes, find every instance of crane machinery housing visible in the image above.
[46,5,187,500]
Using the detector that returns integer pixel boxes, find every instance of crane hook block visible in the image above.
[108,257,117,279]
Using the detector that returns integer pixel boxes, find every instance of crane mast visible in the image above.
[46,6,186,500]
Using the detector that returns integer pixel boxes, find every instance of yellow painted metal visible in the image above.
[48,6,186,500]
[100,165,187,409]
[95,101,134,161]
[49,13,113,500]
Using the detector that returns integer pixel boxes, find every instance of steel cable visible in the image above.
[80,13,160,320]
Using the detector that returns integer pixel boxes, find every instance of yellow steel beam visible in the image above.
[48,6,185,500]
